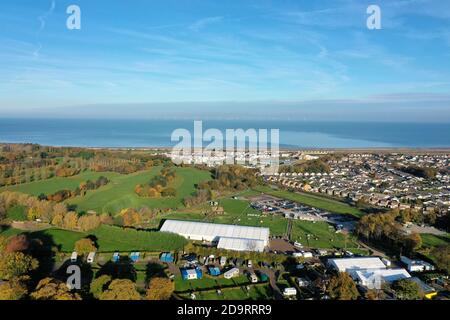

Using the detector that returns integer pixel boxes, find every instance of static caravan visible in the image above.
[219,256,227,266]
[70,252,78,263]
[249,273,258,283]
[87,252,96,264]
[283,287,297,296]
[224,267,239,279]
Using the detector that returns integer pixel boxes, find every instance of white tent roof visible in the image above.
[217,237,265,252]
[160,220,269,243]
[354,268,411,284]
[328,257,386,272]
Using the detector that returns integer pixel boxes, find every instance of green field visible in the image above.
[179,284,272,300]
[175,275,251,292]
[0,171,120,196]
[290,220,359,249]
[0,224,187,252]
[67,166,212,214]
[421,233,450,248]
[254,185,363,217]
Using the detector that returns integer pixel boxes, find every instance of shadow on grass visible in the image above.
[96,256,137,282]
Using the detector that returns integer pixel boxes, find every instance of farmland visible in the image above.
[0,171,120,196]
[68,166,211,214]
[0,224,187,252]
[290,220,360,250]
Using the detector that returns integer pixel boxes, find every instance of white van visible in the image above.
[70,252,78,263]
[87,252,96,264]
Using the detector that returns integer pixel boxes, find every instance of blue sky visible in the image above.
[0,0,449,121]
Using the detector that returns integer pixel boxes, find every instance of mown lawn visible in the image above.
[290,220,359,249]
[182,284,272,300]
[67,166,212,214]
[421,233,450,248]
[0,224,187,252]
[0,170,120,196]
[213,198,287,236]
[175,275,251,292]
[253,185,363,217]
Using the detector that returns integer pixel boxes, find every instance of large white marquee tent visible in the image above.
[160,220,270,252]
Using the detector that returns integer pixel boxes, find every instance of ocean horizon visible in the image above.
[0,118,449,149]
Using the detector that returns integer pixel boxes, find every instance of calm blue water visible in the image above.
[0,118,449,148]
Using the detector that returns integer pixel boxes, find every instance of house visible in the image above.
[400,256,435,272]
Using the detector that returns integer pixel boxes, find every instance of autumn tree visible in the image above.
[404,233,422,253]
[146,277,174,300]
[0,277,28,300]
[99,279,141,300]
[77,213,101,231]
[4,234,30,253]
[30,277,81,300]
[62,211,78,230]
[90,275,111,299]
[74,238,97,256]
[326,272,359,300]
[119,208,141,227]
[0,251,39,280]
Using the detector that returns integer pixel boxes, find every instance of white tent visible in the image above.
[160,220,269,251]
[217,237,265,252]
[328,257,387,273]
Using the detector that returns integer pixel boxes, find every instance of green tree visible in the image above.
[99,279,141,300]
[392,279,423,300]
[90,275,111,299]
[326,272,359,300]
[430,245,450,274]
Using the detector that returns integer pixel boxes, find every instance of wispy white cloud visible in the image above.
[189,16,224,31]
[34,0,56,57]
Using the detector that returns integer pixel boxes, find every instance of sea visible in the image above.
[0,118,449,149]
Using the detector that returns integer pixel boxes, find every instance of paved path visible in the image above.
[262,268,283,300]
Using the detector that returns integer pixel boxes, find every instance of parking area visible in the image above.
[249,194,327,222]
